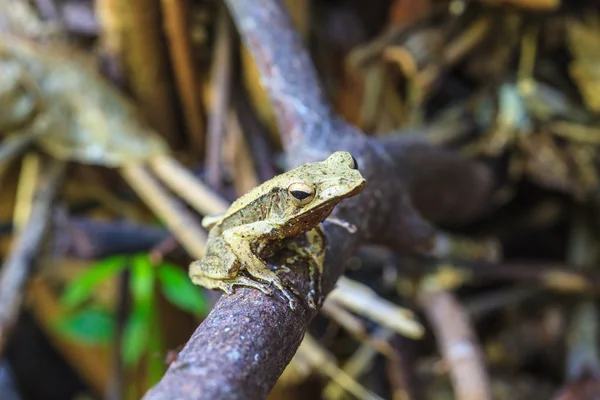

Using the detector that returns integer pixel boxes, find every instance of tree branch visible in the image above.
[143,0,494,398]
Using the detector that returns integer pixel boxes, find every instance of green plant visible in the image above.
[55,253,209,383]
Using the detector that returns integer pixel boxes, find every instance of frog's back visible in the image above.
[217,185,285,231]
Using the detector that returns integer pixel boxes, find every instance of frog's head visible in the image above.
[282,151,366,225]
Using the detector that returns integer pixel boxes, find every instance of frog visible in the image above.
[189,151,366,310]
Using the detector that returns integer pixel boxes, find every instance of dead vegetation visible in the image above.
[0,0,600,399]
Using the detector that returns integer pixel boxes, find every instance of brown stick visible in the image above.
[419,290,492,400]
[205,4,233,189]
[0,158,64,354]
[161,0,205,154]
[54,217,169,260]
[149,155,230,215]
[120,164,207,260]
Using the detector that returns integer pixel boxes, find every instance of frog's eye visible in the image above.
[350,155,358,170]
[288,182,315,206]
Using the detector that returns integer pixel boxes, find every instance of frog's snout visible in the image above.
[319,176,365,200]
[345,171,367,191]
[350,176,367,195]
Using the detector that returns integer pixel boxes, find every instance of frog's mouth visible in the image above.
[319,177,366,202]
[310,203,337,222]
[289,202,336,228]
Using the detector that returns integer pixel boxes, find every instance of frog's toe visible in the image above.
[276,264,292,274]
[306,288,323,310]
[222,283,235,295]
[277,287,300,311]
[230,275,273,296]
[256,284,274,296]
[189,274,236,296]
[285,295,299,311]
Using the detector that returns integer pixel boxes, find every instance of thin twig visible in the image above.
[226,108,260,195]
[0,131,39,165]
[323,328,395,400]
[0,131,40,191]
[357,246,600,294]
[120,164,206,259]
[232,87,277,182]
[205,4,233,189]
[562,210,600,389]
[329,277,424,339]
[161,0,205,155]
[387,334,422,400]
[418,17,491,91]
[320,299,367,340]
[13,152,39,230]
[419,290,492,400]
[55,217,169,260]
[298,334,385,400]
[148,155,230,215]
[464,286,542,318]
[0,157,64,354]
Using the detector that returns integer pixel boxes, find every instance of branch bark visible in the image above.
[143,0,494,398]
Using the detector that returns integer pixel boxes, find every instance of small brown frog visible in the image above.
[189,151,366,309]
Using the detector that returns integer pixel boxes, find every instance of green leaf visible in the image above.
[53,308,115,345]
[146,311,166,386]
[122,305,151,366]
[157,263,209,316]
[130,254,155,308]
[122,254,156,366]
[61,255,128,308]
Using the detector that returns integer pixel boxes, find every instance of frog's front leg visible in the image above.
[221,221,299,310]
[286,226,326,309]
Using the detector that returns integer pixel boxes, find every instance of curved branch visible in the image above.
[226,0,335,153]
[143,0,494,398]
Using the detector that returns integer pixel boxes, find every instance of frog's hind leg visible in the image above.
[222,222,299,310]
[189,237,241,294]
[189,249,239,295]
[243,259,298,309]
[189,236,274,297]
[189,269,274,297]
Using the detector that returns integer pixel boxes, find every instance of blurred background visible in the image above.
[2,0,600,399]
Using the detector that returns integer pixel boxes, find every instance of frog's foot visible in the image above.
[189,271,275,297]
[188,274,236,295]
[229,275,274,296]
[278,255,319,309]
[285,233,325,310]
[188,251,240,295]
[244,262,299,310]
[306,260,323,309]
[221,224,301,310]
[275,264,291,274]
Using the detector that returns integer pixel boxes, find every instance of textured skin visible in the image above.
[189,151,366,309]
